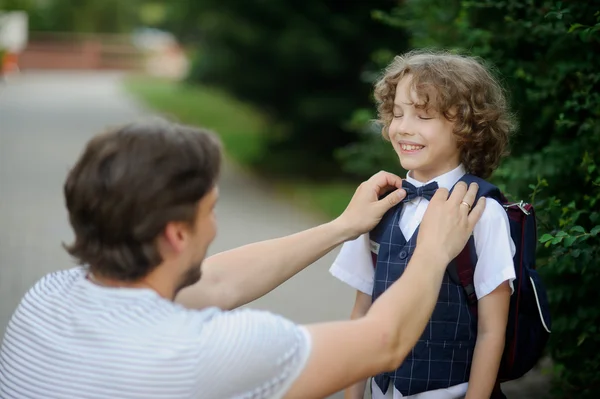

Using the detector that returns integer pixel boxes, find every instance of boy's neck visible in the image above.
[409,163,462,183]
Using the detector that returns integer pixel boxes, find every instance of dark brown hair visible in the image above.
[63,118,222,281]
[374,49,517,178]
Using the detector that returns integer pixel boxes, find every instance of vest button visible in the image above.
[399,251,408,259]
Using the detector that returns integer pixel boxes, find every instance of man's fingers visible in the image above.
[377,188,406,211]
[448,181,468,206]
[429,187,449,204]
[462,183,479,208]
[468,197,486,231]
[378,184,401,197]
[370,171,403,195]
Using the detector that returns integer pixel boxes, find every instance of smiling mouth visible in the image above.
[399,143,425,152]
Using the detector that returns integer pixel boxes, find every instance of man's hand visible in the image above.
[335,171,406,240]
[416,181,485,264]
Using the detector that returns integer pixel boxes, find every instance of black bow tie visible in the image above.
[402,180,439,202]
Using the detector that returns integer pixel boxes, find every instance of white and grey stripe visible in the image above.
[0,267,311,399]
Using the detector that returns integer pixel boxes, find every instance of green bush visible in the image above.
[535,154,600,398]
[182,1,409,178]
[340,1,600,396]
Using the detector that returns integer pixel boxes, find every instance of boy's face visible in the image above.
[388,75,461,182]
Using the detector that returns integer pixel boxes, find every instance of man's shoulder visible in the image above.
[194,309,311,398]
[46,266,87,280]
[198,308,302,338]
[195,308,309,364]
[24,267,86,298]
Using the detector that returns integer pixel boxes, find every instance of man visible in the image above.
[0,119,485,399]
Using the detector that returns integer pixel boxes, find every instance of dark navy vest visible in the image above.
[370,202,477,396]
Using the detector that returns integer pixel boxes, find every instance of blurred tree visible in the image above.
[178,1,408,178]
[1,0,146,34]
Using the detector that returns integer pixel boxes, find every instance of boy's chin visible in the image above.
[398,156,419,172]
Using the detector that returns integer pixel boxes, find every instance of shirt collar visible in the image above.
[405,164,466,191]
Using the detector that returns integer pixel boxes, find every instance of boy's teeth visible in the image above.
[401,144,424,151]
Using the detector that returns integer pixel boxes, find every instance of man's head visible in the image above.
[63,118,221,293]
[374,49,516,180]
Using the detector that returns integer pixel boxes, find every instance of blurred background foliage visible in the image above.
[4,0,599,396]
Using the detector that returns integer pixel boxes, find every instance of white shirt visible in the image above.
[0,267,312,399]
[330,165,516,399]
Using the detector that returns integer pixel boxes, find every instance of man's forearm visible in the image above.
[176,220,350,310]
[344,379,368,399]
[345,292,372,399]
[365,248,449,364]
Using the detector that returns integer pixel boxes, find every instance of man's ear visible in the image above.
[163,221,190,254]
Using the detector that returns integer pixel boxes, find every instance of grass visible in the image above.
[276,181,357,220]
[122,74,357,220]
[123,75,266,167]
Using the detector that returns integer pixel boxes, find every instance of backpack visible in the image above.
[447,174,551,383]
[369,174,551,383]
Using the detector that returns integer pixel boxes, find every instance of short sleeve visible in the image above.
[195,309,312,399]
[473,199,517,299]
[329,233,375,295]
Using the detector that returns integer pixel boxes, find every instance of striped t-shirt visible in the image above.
[0,267,312,399]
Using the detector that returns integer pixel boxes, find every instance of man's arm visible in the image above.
[284,182,486,399]
[176,171,406,310]
[344,291,373,399]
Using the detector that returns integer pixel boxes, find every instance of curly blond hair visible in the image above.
[373,49,516,179]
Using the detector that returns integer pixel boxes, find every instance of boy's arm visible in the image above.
[344,291,373,399]
[466,199,516,398]
[283,182,486,399]
[176,171,406,310]
[465,282,511,399]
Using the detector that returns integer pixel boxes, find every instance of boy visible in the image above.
[330,50,517,399]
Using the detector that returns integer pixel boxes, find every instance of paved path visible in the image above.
[0,71,549,398]
[0,71,354,398]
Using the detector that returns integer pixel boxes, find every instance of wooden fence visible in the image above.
[19,32,144,70]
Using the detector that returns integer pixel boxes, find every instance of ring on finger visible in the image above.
[460,201,472,210]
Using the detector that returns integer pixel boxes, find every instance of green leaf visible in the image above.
[571,226,586,234]
[591,226,600,236]
[555,230,569,238]
[579,235,591,242]
[564,236,577,247]
[578,333,588,346]
[552,236,564,244]
[540,233,554,243]
[568,23,585,33]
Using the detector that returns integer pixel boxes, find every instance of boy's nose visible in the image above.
[389,120,410,136]
[395,119,415,136]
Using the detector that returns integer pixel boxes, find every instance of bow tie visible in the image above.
[402,180,439,202]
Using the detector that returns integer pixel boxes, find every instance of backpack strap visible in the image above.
[447,174,505,315]
[456,173,506,203]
